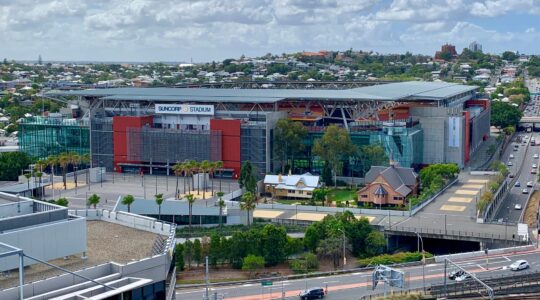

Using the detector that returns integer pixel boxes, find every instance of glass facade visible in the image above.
[91,117,114,170]
[241,122,267,178]
[19,117,90,159]
[287,120,423,177]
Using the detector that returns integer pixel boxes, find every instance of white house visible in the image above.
[264,172,320,199]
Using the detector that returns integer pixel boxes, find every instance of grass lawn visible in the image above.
[327,189,357,202]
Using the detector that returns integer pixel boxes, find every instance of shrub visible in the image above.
[289,253,319,274]
[357,251,432,267]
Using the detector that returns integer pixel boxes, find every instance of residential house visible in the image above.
[264,172,320,199]
[357,164,418,206]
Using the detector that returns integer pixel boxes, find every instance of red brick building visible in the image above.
[358,165,418,206]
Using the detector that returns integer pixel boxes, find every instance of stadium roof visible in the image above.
[47,81,478,103]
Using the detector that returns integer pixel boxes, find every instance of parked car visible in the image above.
[510,260,529,271]
[515,204,522,210]
[299,288,325,300]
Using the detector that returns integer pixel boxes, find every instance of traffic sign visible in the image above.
[261,280,273,286]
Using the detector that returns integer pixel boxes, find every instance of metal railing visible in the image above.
[386,225,527,242]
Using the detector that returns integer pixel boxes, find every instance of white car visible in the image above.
[455,273,472,282]
[523,188,529,194]
[507,161,513,166]
[534,154,539,159]
[510,260,529,271]
[533,164,538,168]
[515,204,522,210]
[527,181,534,187]
[510,154,515,159]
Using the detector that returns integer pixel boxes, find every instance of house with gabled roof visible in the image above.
[357,164,418,206]
[264,172,320,199]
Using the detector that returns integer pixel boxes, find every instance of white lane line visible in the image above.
[322,280,339,284]
[476,264,486,270]
[503,256,511,262]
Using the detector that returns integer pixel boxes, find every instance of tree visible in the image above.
[502,51,518,62]
[273,119,308,173]
[215,160,224,191]
[242,254,265,278]
[356,144,389,176]
[200,160,211,199]
[189,160,200,195]
[87,193,100,209]
[155,193,164,220]
[58,153,70,190]
[240,191,256,227]
[503,126,516,136]
[56,197,69,207]
[35,171,43,199]
[172,162,182,199]
[122,194,135,213]
[261,224,288,266]
[193,239,202,267]
[239,160,256,193]
[313,125,357,186]
[186,194,196,231]
[312,187,329,206]
[364,231,386,256]
[184,240,194,269]
[317,236,343,269]
[0,152,34,181]
[175,243,185,271]
[24,173,32,196]
[216,191,225,227]
[209,232,222,266]
[491,101,523,129]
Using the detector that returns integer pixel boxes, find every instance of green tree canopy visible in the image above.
[273,119,308,173]
[239,160,256,193]
[242,254,265,277]
[313,125,357,186]
[0,152,34,181]
[490,101,523,129]
[364,231,386,256]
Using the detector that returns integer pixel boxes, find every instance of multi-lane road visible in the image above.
[176,248,540,300]
[493,76,540,223]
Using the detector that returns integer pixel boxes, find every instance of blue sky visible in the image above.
[0,0,539,62]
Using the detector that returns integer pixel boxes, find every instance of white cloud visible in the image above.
[0,0,539,61]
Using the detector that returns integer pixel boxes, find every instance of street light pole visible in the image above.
[415,232,426,292]
[338,228,346,268]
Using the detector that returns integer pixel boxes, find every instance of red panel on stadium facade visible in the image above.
[465,99,489,110]
[112,115,153,172]
[210,119,241,177]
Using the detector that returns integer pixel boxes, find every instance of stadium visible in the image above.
[20,81,489,178]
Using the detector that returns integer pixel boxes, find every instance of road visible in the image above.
[176,248,540,300]
[493,76,540,223]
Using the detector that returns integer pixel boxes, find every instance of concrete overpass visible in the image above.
[520,116,540,124]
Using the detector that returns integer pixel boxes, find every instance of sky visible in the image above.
[1,0,539,62]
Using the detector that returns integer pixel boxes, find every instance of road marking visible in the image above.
[448,197,473,203]
[454,189,479,195]
[476,264,486,270]
[440,204,467,212]
[468,179,489,183]
[503,256,511,261]
[462,184,484,189]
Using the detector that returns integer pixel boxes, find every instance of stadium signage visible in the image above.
[155,104,214,115]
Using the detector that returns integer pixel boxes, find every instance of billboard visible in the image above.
[448,116,461,148]
[155,104,214,115]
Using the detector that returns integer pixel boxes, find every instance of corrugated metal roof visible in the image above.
[46,81,478,103]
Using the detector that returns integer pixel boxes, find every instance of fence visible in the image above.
[480,178,509,222]
[387,225,528,242]
[256,202,411,217]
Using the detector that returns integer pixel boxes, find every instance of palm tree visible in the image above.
[186,193,196,231]
[216,191,225,228]
[181,160,189,195]
[189,160,200,195]
[240,191,257,227]
[88,193,100,209]
[200,160,210,199]
[172,162,182,199]
[35,159,47,199]
[80,153,91,186]
[122,194,135,213]
[58,153,70,190]
[70,152,81,188]
[209,161,217,197]
[215,161,224,192]
[46,155,58,190]
[35,171,43,200]
[24,173,32,196]
[155,193,164,220]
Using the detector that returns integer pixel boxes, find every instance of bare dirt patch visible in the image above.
[524,190,540,228]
